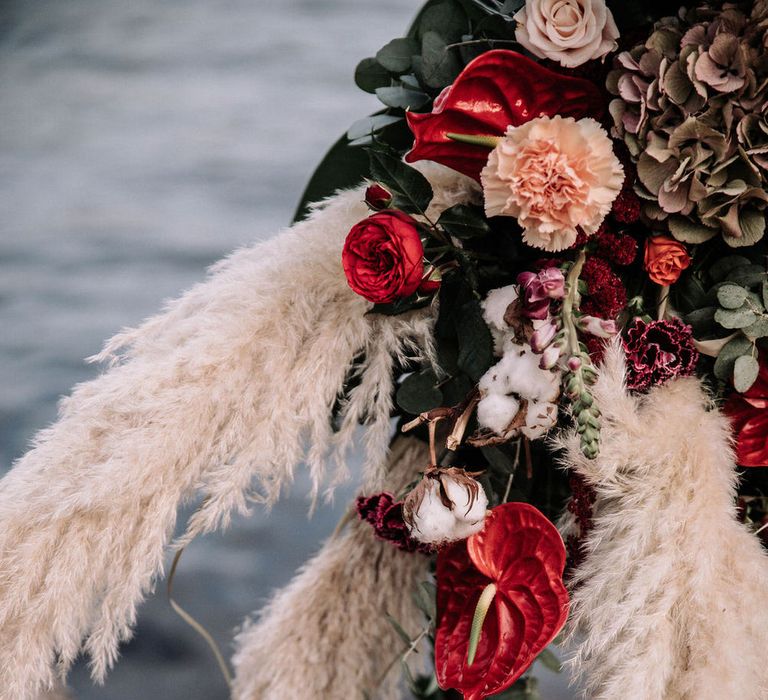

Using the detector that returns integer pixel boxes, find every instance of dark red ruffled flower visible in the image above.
[405,50,605,180]
[435,503,569,700]
[356,492,433,554]
[594,226,637,267]
[581,256,627,319]
[725,354,768,467]
[623,318,699,391]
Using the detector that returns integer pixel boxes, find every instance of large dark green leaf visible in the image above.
[456,299,494,381]
[419,30,462,89]
[438,204,490,239]
[376,37,420,73]
[368,148,434,214]
[396,368,443,414]
[671,270,708,313]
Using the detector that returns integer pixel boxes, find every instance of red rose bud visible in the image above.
[364,183,392,210]
[342,210,425,304]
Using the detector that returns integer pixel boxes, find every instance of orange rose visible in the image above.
[644,235,691,285]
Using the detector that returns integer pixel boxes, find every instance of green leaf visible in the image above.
[412,581,437,622]
[375,85,430,110]
[420,30,462,89]
[744,315,768,339]
[713,335,753,381]
[396,369,443,415]
[734,354,760,392]
[709,255,752,283]
[683,307,717,336]
[376,38,420,73]
[671,270,708,313]
[385,612,413,646]
[536,646,562,673]
[456,300,494,381]
[415,0,469,42]
[368,148,434,215]
[717,284,749,309]
[726,264,767,288]
[354,57,393,94]
[715,306,758,329]
[437,204,491,239]
[346,114,403,141]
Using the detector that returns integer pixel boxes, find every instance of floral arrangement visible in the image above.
[327,0,768,696]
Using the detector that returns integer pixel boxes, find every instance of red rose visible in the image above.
[342,210,424,304]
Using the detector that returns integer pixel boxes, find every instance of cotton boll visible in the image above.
[452,518,487,540]
[408,481,462,544]
[444,475,488,523]
[477,393,521,435]
[480,340,560,403]
[521,400,558,440]
[482,285,519,333]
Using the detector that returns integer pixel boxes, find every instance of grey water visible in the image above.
[0,1,571,697]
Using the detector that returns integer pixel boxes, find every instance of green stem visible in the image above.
[562,250,587,357]
[467,582,497,666]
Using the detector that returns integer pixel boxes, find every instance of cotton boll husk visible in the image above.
[443,476,488,523]
[409,481,460,544]
[558,341,768,700]
[0,167,478,699]
[232,437,431,700]
[477,393,521,435]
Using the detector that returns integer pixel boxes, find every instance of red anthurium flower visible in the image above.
[435,502,569,700]
[725,354,768,467]
[405,50,605,181]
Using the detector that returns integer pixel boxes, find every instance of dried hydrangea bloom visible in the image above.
[481,115,623,252]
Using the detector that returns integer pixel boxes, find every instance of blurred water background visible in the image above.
[0,1,571,697]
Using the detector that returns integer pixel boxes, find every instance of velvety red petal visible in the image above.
[435,503,569,699]
[405,50,605,180]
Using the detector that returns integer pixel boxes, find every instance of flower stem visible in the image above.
[467,582,497,666]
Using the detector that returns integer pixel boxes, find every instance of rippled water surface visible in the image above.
[0,1,571,697]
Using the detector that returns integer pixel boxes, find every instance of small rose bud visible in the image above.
[364,183,393,210]
[530,320,557,353]
[539,344,561,369]
[579,315,618,338]
[567,356,582,372]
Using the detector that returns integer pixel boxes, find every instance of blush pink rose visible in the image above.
[480,115,623,252]
[514,0,619,68]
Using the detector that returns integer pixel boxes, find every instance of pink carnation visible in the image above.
[481,115,623,252]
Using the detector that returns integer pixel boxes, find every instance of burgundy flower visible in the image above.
[623,318,699,391]
[581,256,627,319]
[593,227,638,267]
[405,50,605,180]
[518,267,565,320]
[364,183,393,210]
[356,492,433,554]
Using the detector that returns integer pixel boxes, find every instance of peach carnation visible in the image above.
[480,115,623,252]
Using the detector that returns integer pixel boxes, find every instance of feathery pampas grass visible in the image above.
[560,342,768,700]
[231,437,432,700]
[0,164,479,700]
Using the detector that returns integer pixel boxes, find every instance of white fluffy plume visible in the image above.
[232,437,431,700]
[560,342,768,700]
[0,165,478,700]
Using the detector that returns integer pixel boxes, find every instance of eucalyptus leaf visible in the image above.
[713,334,753,381]
[375,85,430,110]
[744,315,768,339]
[726,264,767,288]
[417,0,469,43]
[368,148,434,214]
[763,280,768,309]
[717,284,749,310]
[396,369,443,415]
[354,57,393,94]
[715,306,758,329]
[437,204,491,239]
[420,30,462,89]
[709,255,752,283]
[734,354,760,392]
[684,307,717,336]
[346,114,403,141]
[376,37,420,73]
